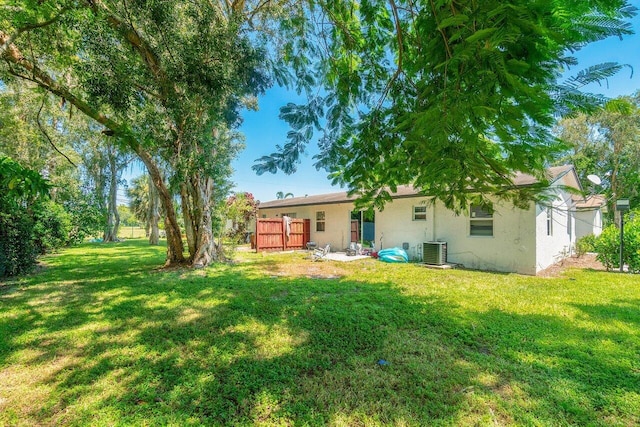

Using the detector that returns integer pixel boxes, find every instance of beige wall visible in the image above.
[258,196,541,274]
[422,199,537,274]
[375,197,432,260]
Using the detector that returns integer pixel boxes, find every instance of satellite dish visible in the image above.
[587,174,602,186]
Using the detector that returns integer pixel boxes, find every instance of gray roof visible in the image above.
[258,165,576,209]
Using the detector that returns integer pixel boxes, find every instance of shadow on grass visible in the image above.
[1,242,639,425]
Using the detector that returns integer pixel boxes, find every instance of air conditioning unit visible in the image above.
[423,241,447,265]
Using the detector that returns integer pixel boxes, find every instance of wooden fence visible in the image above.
[255,218,310,252]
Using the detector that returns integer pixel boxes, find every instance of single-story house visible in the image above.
[256,165,604,275]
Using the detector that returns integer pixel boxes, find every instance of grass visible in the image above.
[1,240,639,426]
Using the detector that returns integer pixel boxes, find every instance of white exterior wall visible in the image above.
[575,209,603,239]
[375,197,433,260]
[258,203,354,251]
[259,196,553,275]
[433,199,537,275]
[374,197,538,274]
[534,191,576,273]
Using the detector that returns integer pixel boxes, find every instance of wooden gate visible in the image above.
[255,218,310,252]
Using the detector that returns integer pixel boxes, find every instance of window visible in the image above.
[316,211,325,232]
[546,206,553,236]
[469,203,493,236]
[280,212,297,218]
[413,205,427,221]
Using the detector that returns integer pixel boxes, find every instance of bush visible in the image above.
[33,201,73,254]
[64,194,104,244]
[575,234,597,257]
[594,210,640,273]
[0,208,37,277]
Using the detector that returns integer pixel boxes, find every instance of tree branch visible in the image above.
[36,97,77,168]
[376,0,404,109]
[0,7,71,56]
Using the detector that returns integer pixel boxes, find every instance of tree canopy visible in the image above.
[554,94,640,213]
[1,0,274,266]
[254,0,636,211]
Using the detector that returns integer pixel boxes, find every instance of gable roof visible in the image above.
[258,165,578,209]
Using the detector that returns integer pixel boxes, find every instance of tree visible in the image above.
[554,96,640,217]
[127,173,163,244]
[1,1,270,267]
[225,192,258,243]
[127,175,150,236]
[254,1,636,211]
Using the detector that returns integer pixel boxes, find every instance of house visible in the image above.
[256,165,605,275]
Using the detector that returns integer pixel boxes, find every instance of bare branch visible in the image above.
[36,97,77,168]
[376,0,404,109]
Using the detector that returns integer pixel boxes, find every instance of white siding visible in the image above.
[257,195,576,275]
[375,197,432,260]
[435,199,537,275]
[575,209,603,240]
[534,190,576,273]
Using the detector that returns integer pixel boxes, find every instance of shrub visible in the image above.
[594,210,640,273]
[0,208,37,277]
[33,201,73,254]
[575,234,597,257]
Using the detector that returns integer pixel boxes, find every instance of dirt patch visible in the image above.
[538,253,606,277]
[270,262,348,279]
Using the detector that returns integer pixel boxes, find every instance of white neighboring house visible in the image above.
[256,165,605,275]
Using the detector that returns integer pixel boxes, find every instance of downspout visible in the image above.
[432,198,437,241]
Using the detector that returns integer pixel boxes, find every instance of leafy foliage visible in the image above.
[0,208,37,277]
[0,156,50,276]
[594,209,640,272]
[254,0,636,211]
[225,192,258,243]
[32,200,73,254]
[575,233,597,257]
[1,0,276,266]
[554,95,640,216]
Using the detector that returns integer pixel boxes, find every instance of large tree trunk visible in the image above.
[182,174,218,268]
[180,182,197,258]
[104,144,120,242]
[148,173,160,245]
[138,151,185,266]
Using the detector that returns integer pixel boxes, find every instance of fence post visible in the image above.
[282,217,287,250]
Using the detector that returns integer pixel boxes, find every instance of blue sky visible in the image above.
[233,5,640,202]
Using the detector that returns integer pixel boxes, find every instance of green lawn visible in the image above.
[1,241,638,426]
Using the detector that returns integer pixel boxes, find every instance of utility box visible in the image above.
[423,241,447,265]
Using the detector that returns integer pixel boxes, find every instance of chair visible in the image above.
[311,244,331,261]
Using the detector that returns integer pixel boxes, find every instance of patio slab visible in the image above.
[324,252,371,262]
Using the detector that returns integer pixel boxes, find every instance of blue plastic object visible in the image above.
[378,247,409,263]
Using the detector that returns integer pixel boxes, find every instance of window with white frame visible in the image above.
[469,203,493,236]
[413,205,427,221]
[280,212,297,218]
[316,211,325,232]
[546,206,553,236]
